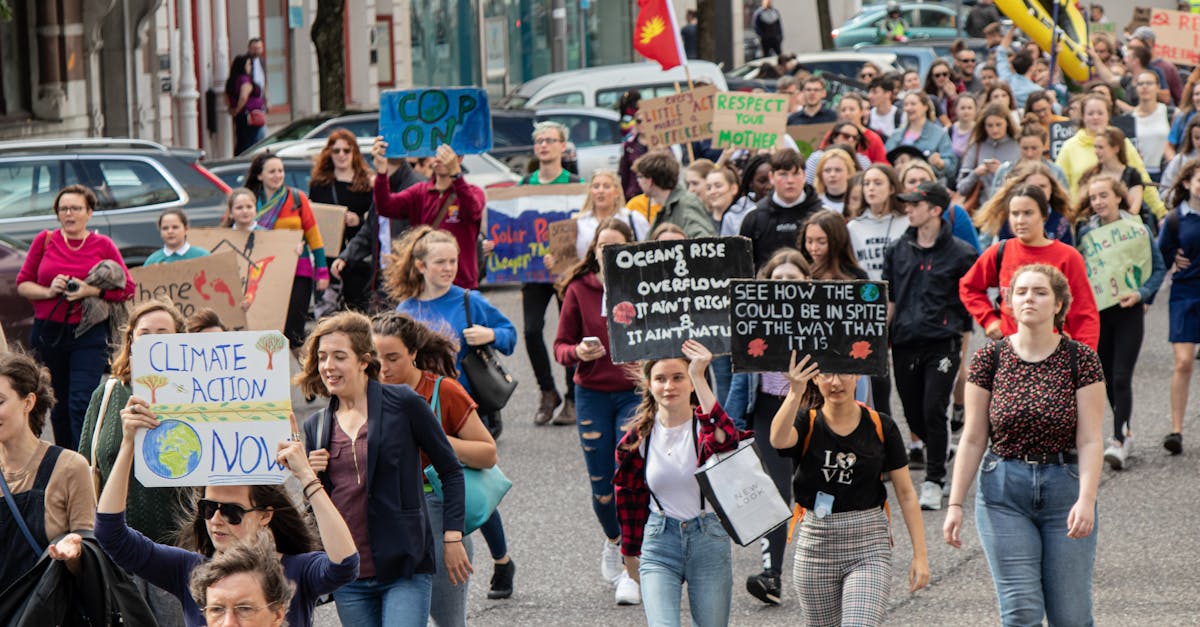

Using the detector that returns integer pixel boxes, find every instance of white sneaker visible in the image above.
[615,571,642,605]
[1104,439,1128,470]
[919,481,943,510]
[600,539,623,584]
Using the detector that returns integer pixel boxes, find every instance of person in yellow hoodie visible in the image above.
[1056,93,1166,219]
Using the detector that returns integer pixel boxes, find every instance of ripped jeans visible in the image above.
[575,385,641,540]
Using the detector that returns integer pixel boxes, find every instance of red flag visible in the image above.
[633,0,686,71]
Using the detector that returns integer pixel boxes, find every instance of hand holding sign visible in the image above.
[120,396,160,444]
[372,136,390,172]
[379,88,493,158]
[786,351,821,390]
[276,413,316,484]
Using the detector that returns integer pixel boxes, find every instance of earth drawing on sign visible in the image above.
[142,420,202,479]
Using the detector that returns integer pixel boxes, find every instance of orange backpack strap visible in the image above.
[860,402,895,544]
[787,410,819,543]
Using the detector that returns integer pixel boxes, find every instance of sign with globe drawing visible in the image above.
[131,331,292,487]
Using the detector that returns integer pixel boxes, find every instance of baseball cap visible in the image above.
[1131,26,1156,44]
[895,180,951,210]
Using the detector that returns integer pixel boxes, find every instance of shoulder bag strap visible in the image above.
[432,189,457,229]
[90,378,120,470]
[430,376,444,421]
[462,290,474,327]
[0,463,45,556]
[642,424,667,513]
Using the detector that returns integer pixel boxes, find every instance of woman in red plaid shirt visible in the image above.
[613,340,749,626]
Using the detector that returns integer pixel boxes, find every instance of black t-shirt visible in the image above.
[308,179,375,242]
[779,405,908,513]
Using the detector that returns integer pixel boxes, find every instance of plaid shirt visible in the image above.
[613,403,749,557]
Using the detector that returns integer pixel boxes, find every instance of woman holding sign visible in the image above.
[768,352,929,626]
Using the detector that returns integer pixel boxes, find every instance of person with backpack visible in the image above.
[1158,159,1200,455]
[945,263,1105,627]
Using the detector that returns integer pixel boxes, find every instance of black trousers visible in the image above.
[285,276,313,349]
[521,282,574,400]
[338,261,374,313]
[869,373,892,421]
[751,391,792,574]
[1097,305,1144,442]
[892,339,960,485]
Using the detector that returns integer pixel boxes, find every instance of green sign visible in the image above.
[1077,218,1152,310]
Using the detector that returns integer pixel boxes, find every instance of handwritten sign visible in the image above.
[730,280,890,376]
[1150,9,1200,66]
[380,88,493,158]
[712,92,789,149]
[131,331,292,487]
[788,122,837,159]
[1078,218,1153,311]
[188,229,300,333]
[602,237,755,363]
[547,219,580,274]
[638,85,717,149]
[309,202,348,258]
[483,184,587,283]
[129,252,248,330]
[1048,120,1078,161]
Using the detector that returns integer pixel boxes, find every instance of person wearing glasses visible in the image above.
[836,93,888,164]
[188,531,294,627]
[311,129,377,313]
[856,62,882,87]
[95,403,359,627]
[787,76,838,126]
[953,45,984,95]
[924,59,963,127]
[804,122,872,186]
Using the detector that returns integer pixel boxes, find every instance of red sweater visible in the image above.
[374,173,484,289]
[17,230,135,324]
[554,273,638,392]
[862,128,888,164]
[959,239,1100,349]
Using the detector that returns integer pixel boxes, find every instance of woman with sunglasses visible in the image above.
[924,59,963,127]
[95,403,360,627]
[857,62,882,86]
[804,123,871,186]
[310,129,376,313]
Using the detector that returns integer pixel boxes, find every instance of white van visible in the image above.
[500,61,728,110]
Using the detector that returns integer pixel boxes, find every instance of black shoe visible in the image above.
[488,559,515,599]
[486,412,504,440]
[908,447,926,470]
[1163,432,1183,455]
[950,405,965,433]
[746,570,781,606]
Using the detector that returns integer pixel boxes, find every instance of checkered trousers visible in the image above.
[792,507,893,627]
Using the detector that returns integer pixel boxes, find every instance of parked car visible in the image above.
[205,156,314,191]
[491,107,623,178]
[243,110,374,156]
[0,233,34,348]
[853,39,990,80]
[833,3,969,49]
[0,138,231,266]
[499,61,728,110]
[725,51,905,91]
[263,141,522,190]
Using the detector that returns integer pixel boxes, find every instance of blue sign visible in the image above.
[483,186,587,284]
[379,88,493,158]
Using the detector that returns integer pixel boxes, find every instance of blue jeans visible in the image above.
[575,386,640,540]
[975,453,1097,627]
[332,573,434,627]
[639,512,732,627]
[31,319,109,450]
[710,355,732,410]
[426,493,474,627]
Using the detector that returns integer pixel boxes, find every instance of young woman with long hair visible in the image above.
[1056,94,1163,217]
[975,161,1076,245]
[552,218,643,605]
[704,166,757,237]
[983,81,1021,127]
[296,312,465,625]
[1162,115,1200,192]
[613,340,747,625]
[225,54,265,155]
[813,147,859,215]
[949,94,978,161]
[803,210,868,281]
[924,58,962,126]
[957,103,1020,207]
[883,91,957,183]
[1080,126,1145,217]
[1158,160,1200,455]
[992,120,1070,192]
[1122,70,1172,181]
[309,129,376,312]
[848,164,908,281]
[946,264,1104,626]
[371,311,499,624]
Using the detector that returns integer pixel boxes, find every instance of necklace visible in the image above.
[658,419,690,456]
[0,439,42,480]
[62,230,90,251]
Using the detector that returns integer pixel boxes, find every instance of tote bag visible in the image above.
[694,438,792,546]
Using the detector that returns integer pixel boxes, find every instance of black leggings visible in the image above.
[751,392,792,574]
[1097,305,1144,442]
[285,276,313,348]
[521,282,574,399]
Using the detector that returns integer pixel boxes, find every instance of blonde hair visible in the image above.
[813,149,858,196]
[383,226,460,302]
[580,170,627,217]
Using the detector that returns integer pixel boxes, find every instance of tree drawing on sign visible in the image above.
[255,334,287,370]
[135,374,170,404]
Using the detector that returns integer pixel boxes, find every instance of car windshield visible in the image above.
[247,116,332,151]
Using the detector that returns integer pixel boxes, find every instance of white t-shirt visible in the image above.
[869,105,906,140]
[574,208,650,258]
[1133,104,1170,172]
[646,420,703,522]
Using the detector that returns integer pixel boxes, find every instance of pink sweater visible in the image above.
[17,230,135,324]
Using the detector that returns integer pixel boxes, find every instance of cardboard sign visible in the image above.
[129,252,248,330]
[131,331,292,487]
[547,219,580,274]
[1078,218,1154,311]
[1150,9,1200,66]
[788,123,837,159]
[309,202,348,258]
[602,237,755,363]
[483,184,587,283]
[730,280,890,377]
[0,324,7,353]
[188,229,301,332]
[638,85,718,149]
[379,88,493,157]
[712,92,790,149]
[1048,120,1078,161]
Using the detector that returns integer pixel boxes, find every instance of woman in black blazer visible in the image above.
[297,311,468,627]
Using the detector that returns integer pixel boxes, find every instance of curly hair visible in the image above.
[110,300,187,385]
[0,351,56,437]
[176,485,317,558]
[1167,157,1200,208]
[293,311,382,399]
[371,311,459,378]
[309,129,372,192]
[974,161,1073,236]
[382,226,459,302]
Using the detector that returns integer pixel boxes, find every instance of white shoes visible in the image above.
[600,539,623,584]
[615,571,642,605]
[919,481,943,511]
[1104,438,1129,470]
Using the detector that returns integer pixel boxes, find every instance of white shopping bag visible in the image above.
[694,438,792,546]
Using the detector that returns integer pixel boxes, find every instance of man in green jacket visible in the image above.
[632,151,717,238]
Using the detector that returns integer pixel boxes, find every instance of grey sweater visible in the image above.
[957,137,1021,203]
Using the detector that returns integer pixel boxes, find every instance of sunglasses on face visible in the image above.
[330,147,352,154]
[958,57,976,63]
[933,72,950,78]
[199,499,265,525]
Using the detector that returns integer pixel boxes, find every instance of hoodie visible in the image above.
[847,210,910,281]
[739,185,824,269]
[1055,129,1165,218]
[715,196,758,237]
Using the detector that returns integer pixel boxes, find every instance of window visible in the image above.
[0,2,32,118]
[491,115,536,149]
[79,160,179,210]
[261,0,291,112]
[536,92,585,107]
[312,118,379,139]
[539,114,621,148]
[375,17,395,87]
[0,160,76,219]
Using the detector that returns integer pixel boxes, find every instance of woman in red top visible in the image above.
[16,185,134,450]
[959,185,1100,349]
[553,217,642,605]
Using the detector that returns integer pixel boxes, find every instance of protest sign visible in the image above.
[730,280,890,376]
[712,92,789,149]
[129,252,248,330]
[788,122,837,159]
[380,87,493,157]
[547,219,580,274]
[1149,9,1200,66]
[309,202,348,258]
[638,85,717,149]
[602,237,755,363]
[1077,218,1154,311]
[484,184,587,283]
[1048,120,1078,161]
[188,229,300,332]
[131,331,292,487]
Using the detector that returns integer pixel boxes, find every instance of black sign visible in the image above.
[730,279,890,376]
[1048,120,1077,161]
[603,237,755,363]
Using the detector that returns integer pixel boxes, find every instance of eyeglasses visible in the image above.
[958,57,977,63]
[329,147,352,154]
[202,603,279,622]
[198,499,265,525]
[933,72,950,78]
[816,373,853,383]
[858,73,876,80]
[56,205,88,214]
[533,137,562,145]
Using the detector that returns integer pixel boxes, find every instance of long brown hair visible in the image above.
[758,247,810,279]
[382,226,459,302]
[110,300,187,385]
[1081,127,1130,186]
[370,311,459,378]
[293,311,382,399]
[175,485,317,558]
[974,161,1074,235]
[1167,158,1200,208]
[802,210,863,280]
[309,129,373,192]
[969,103,1017,148]
[1074,174,1130,225]
[863,164,906,217]
[620,358,692,451]
[556,218,635,297]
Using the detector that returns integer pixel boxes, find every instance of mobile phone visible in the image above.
[582,336,601,347]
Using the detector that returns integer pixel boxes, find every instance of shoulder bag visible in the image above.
[694,436,793,547]
[459,291,517,414]
[88,377,120,497]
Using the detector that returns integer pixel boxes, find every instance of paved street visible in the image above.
[311,283,1200,626]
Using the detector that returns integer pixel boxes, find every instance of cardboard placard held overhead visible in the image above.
[1149,9,1200,66]
[546,219,580,275]
[712,92,790,149]
[638,85,718,149]
[483,184,587,283]
[730,280,890,377]
[129,252,248,330]
[309,202,348,258]
[788,122,837,159]
[602,237,755,363]
[187,228,301,333]
[131,330,293,487]
[379,87,493,157]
